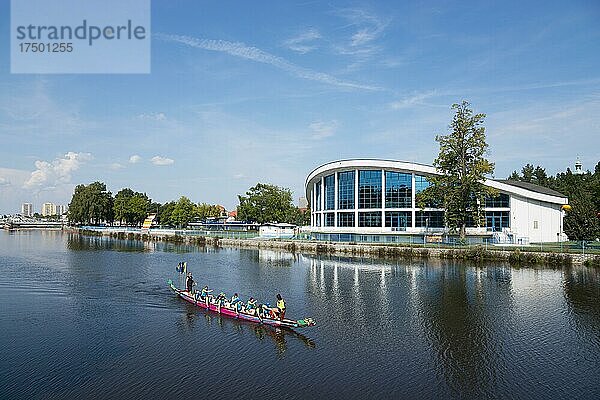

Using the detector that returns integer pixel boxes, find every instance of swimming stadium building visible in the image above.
[305,159,569,244]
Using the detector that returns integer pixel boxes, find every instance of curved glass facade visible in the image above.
[309,166,511,232]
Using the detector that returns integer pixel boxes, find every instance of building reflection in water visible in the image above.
[562,266,600,346]
[305,255,520,397]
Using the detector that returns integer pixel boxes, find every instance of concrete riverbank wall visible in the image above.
[72,228,599,267]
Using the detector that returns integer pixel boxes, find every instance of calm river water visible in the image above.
[1,231,599,399]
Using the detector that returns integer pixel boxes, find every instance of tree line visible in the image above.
[68,182,310,227]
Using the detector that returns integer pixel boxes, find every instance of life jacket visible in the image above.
[277,299,285,310]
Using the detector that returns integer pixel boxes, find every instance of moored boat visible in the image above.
[167,280,315,329]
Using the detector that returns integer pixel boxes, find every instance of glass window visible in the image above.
[338,171,355,210]
[415,175,431,193]
[415,211,444,228]
[385,211,412,229]
[358,211,382,227]
[485,211,510,231]
[385,171,412,208]
[324,212,335,227]
[485,193,510,208]
[324,175,335,210]
[337,212,355,227]
[315,213,321,227]
[358,170,382,209]
[315,181,321,211]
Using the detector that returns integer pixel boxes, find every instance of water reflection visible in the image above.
[176,299,316,358]
[305,255,519,397]
[563,267,600,346]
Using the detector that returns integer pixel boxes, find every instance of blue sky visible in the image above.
[1,0,599,213]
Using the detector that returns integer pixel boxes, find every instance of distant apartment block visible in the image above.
[41,203,67,217]
[21,203,33,217]
[42,203,56,216]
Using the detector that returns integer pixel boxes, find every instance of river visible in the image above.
[1,231,599,399]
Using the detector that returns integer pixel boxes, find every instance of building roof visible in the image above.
[496,180,566,197]
[305,159,569,205]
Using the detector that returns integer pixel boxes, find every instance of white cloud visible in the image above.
[283,28,322,54]
[156,33,381,91]
[309,120,339,139]
[151,156,175,166]
[390,91,438,109]
[129,154,142,164]
[137,112,167,121]
[0,177,10,187]
[110,163,125,170]
[332,8,389,63]
[233,173,246,179]
[23,152,92,190]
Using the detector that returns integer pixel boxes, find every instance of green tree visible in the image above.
[114,188,134,225]
[427,101,495,239]
[159,201,176,226]
[113,188,150,226]
[563,189,600,241]
[196,203,222,220]
[127,193,150,225]
[68,181,113,225]
[521,164,535,182]
[237,183,298,224]
[170,196,196,227]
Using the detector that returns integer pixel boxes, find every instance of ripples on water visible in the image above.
[0,231,599,399]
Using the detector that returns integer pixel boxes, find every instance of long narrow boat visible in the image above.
[168,280,315,329]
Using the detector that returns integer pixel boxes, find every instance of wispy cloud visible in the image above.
[390,91,438,109]
[137,112,167,121]
[332,8,389,65]
[109,163,125,170]
[151,156,174,166]
[23,152,92,190]
[0,177,10,187]
[309,120,339,139]
[156,33,381,91]
[283,28,322,54]
[129,154,142,164]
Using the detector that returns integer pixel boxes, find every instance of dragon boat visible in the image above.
[168,280,316,329]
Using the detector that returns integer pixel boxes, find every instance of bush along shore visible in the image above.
[72,228,600,267]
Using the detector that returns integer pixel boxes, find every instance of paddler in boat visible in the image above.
[214,291,227,312]
[230,293,242,313]
[245,297,258,315]
[276,294,286,321]
[200,285,213,307]
[185,272,196,295]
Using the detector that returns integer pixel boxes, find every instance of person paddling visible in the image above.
[230,293,242,313]
[200,285,213,307]
[245,297,258,315]
[276,294,286,321]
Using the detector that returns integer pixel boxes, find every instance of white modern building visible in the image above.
[21,203,33,217]
[305,159,569,244]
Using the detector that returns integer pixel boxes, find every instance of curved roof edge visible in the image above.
[305,159,568,205]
